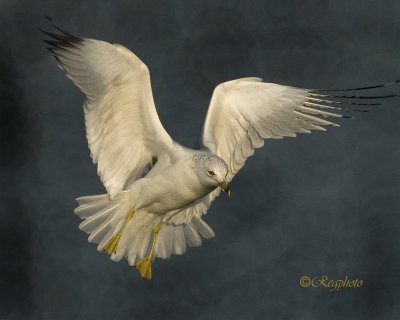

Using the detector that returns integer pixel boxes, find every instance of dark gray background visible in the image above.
[1,0,400,319]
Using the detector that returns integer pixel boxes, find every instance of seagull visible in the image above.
[43,26,397,280]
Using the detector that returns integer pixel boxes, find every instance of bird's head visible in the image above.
[195,154,230,196]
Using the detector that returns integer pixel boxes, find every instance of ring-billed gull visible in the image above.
[43,26,397,280]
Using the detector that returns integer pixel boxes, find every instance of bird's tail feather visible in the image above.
[74,193,215,266]
[112,214,215,266]
[75,194,123,244]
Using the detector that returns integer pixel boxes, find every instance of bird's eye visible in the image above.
[207,170,215,176]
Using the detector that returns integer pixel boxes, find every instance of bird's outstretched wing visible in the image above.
[201,77,397,183]
[43,27,176,198]
[168,77,397,225]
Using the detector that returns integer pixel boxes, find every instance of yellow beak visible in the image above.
[219,181,231,197]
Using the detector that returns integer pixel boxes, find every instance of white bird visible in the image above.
[43,26,397,279]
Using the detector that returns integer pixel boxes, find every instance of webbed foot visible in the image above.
[135,222,163,280]
[103,210,135,256]
[136,256,152,280]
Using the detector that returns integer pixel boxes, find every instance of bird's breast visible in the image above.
[133,163,211,215]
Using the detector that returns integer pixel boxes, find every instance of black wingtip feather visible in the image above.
[311,93,397,100]
[41,25,83,50]
[50,24,83,41]
[311,79,400,92]
[329,94,397,100]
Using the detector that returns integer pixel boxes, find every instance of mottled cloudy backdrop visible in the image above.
[1,0,400,319]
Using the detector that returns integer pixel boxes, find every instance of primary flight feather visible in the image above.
[43,26,396,279]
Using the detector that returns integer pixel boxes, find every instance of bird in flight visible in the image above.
[43,26,397,280]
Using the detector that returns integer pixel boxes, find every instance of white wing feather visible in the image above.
[202,77,345,182]
[46,30,175,198]
[170,77,350,224]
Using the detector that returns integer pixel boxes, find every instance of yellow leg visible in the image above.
[135,222,163,280]
[103,210,135,256]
